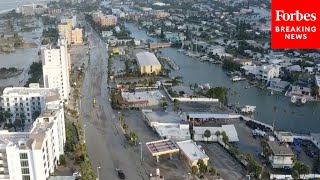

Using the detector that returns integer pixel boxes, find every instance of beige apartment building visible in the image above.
[65,28,83,45]
[92,12,117,27]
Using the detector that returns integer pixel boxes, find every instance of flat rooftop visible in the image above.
[193,125,239,142]
[136,51,161,67]
[48,176,76,180]
[3,87,59,97]
[154,125,190,141]
[144,111,187,124]
[0,109,58,150]
[146,139,179,156]
[188,113,235,119]
[267,141,294,156]
[176,140,209,161]
[121,90,165,102]
[279,132,293,136]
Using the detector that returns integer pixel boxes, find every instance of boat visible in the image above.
[241,105,256,113]
[291,96,297,103]
[231,76,246,82]
[270,90,274,95]
[177,49,185,52]
[301,97,307,104]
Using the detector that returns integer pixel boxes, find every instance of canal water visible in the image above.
[126,22,320,133]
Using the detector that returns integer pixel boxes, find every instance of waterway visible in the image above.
[126,22,320,133]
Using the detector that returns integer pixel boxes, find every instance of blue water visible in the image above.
[126,22,320,134]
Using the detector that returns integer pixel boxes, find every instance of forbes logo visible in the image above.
[271,0,320,49]
[275,10,317,22]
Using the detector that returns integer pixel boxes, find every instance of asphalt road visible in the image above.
[77,16,148,180]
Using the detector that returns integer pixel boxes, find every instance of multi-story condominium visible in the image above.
[60,16,77,28]
[64,28,83,45]
[100,15,117,27]
[41,37,70,103]
[1,86,60,125]
[0,87,65,180]
[92,12,117,27]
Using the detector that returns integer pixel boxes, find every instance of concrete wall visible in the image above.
[162,85,219,102]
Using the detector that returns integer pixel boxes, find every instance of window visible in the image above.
[20,98,22,100]
[37,97,40,100]
[26,103,29,106]
[21,168,30,174]
[20,160,29,167]
[20,153,28,160]
[27,108,29,111]
[22,175,30,180]
[20,108,23,111]
[26,98,28,101]
[27,113,30,116]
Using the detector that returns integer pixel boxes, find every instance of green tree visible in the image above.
[221,131,229,145]
[129,132,138,145]
[206,87,228,103]
[59,155,66,166]
[119,114,124,126]
[215,131,221,139]
[208,167,217,176]
[204,129,211,143]
[173,99,180,111]
[123,123,129,133]
[197,159,207,174]
[191,165,199,175]
[14,119,22,132]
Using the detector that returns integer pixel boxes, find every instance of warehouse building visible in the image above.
[135,52,162,75]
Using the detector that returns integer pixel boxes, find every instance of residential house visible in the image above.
[291,81,311,97]
[268,78,290,92]
[267,141,295,169]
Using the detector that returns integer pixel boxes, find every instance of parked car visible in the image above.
[116,169,125,179]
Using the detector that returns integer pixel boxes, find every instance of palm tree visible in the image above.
[204,129,211,143]
[221,131,229,145]
[123,123,129,133]
[215,131,221,140]
[129,132,138,145]
[119,114,124,126]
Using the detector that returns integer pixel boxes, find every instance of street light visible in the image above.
[83,124,87,143]
[139,142,143,162]
[96,166,101,180]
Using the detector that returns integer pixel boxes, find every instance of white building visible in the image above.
[241,65,280,83]
[1,86,60,125]
[267,141,295,169]
[0,88,65,180]
[60,16,77,28]
[176,140,209,167]
[256,65,280,83]
[41,37,71,103]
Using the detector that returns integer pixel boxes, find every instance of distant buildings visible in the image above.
[47,8,62,15]
[17,4,47,16]
[92,12,117,27]
[135,52,162,75]
[41,37,71,102]
[0,86,65,180]
[60,16,77,28]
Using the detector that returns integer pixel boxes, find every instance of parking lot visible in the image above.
[111,55,126,76]
[180,101,232,113]
[201,142,247,180]
[118,110,191,180]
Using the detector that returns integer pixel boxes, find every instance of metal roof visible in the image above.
[136,52,161,67]
[146,139,179,156]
